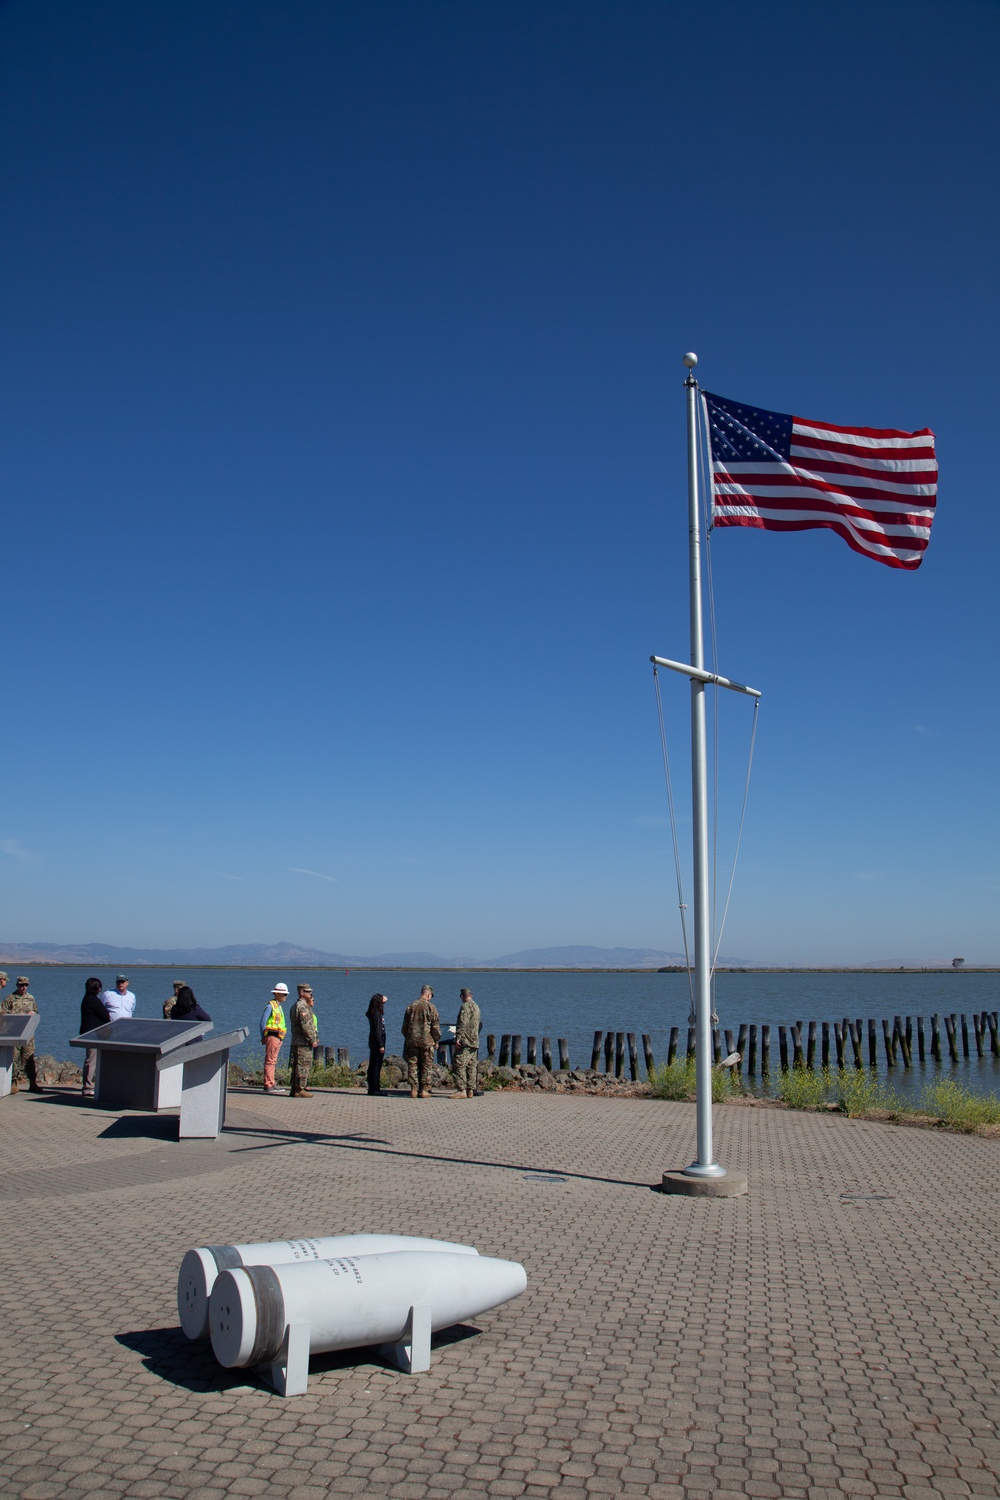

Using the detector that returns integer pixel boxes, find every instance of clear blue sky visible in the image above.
[1,0,997,964]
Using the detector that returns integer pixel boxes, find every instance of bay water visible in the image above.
[14,965,1000,1101]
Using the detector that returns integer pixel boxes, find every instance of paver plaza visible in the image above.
[2,1085,998,1499]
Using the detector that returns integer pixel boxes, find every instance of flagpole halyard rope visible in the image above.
[653,666,695,1012]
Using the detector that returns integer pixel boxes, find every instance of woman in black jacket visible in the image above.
[366,994,387,1095]
[171,986,212,1024]
[80,976,109,1098]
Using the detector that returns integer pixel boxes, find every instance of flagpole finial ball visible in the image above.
[682,352,698,368]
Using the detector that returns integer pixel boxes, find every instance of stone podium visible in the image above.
[69,1018,211,1111]
[0,1011,40,1098]
[69,1018,249,1139]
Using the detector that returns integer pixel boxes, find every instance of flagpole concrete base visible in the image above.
[660,1168,748,1198]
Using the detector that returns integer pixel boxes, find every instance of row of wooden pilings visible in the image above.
[493,1035,571,1071]
[648,1010,1000,1076]
[317,1011,1000,1077]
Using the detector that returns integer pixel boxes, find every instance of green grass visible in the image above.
[650,1058,736,1102]
[773,1067,1000,1131]
[776,1067,903,1115]
[916,1078,1000,1130]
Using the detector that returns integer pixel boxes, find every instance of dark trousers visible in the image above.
[367,1050,383,1094]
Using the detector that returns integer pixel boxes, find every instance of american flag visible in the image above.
[703,391,937,570]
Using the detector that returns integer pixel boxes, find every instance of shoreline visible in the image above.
[2,961,998,973]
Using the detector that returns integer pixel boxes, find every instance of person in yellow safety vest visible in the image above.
[260,983,289,1094]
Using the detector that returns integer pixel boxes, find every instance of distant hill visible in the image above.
[0,939,738,969]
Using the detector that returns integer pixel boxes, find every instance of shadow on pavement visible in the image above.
[118,1323,482,1391]
[220,1121,652,1189]
[99,1115,179,1141]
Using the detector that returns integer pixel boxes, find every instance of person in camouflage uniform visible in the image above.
[451,988,482,1099]
[401,985,441,1098]
[163,980,185,1019]
[289,983,318,1098]
[1,976,43,1093]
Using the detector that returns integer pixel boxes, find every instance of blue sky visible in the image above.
[1,0,997,963]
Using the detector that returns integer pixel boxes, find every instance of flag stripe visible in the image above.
[704,391,937,571]
[718,463,935,498]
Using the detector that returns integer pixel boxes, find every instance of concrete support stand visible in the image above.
[660,1168,748,1198]
[379,1303,432,1375]
[261,1323,311,1397]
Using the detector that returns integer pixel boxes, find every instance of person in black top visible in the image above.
[366,994,387,1095]
[80,976,110,1099]
[171,986,212,1024]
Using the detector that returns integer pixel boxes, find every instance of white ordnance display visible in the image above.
[208,1249,528,1393]
[178,1234,479,1340]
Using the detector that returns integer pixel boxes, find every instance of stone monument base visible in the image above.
[660,1168,748,1198]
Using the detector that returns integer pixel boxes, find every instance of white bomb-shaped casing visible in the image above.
[209,1250,527,1368]
[178,1234,479,1340]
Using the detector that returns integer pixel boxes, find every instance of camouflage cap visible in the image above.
[16,975,30,985]
[0,971,7,983]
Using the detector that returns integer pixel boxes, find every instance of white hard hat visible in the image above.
[272,982,289,994]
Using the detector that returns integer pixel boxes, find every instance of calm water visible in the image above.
[14,965,1000,1099]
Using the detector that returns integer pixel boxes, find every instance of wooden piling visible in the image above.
[627,1033,639,1081]
[807,1020,817,1070]
[943,1014,959,1063]
[894,1017,912,1068]
[761,1024,770,1074]
[960,1014,970,1059]
[590,1031,603,1071]
[868,1018,878,1068]
[511,1034,522,1067]
[916,1016,925,1063]
[666,1028,678,1066]
[499,1034,510,1067]
[526,1036,537,1065]
[986,1011,1000,1058]
[791,1023,805,1069]
[821,1021,831,1069]
[736,1023,748,1076]
[542,1037,553,1071]
[847,1021,863,1069]
[881,1018,895,1066]
[833,1022,845,1069]
[643,1033,656,1075]
[604,1033,614,1073]
[558,1038,570,1071]
[686,1026,696,1060]
[778,1025,789,1072]
[724,1028,736,1060]
[487,1033,497,1062]
[930,1014,941,1062]
[324,1046,337,1065]
[313,1044,324,1063]
[614,1032,625,1078]
[712,1028,722,1063]
[748,1024,758,1075]
[973,1013,984,1057]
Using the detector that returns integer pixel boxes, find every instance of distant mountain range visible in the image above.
[0,940,747,969]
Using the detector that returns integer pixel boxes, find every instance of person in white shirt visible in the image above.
[102,974,136,1022]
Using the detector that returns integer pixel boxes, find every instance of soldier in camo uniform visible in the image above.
[1,976,43,1093]
[451,988,482,1099]
[289,984,318,1098]
[401,985,441,1098]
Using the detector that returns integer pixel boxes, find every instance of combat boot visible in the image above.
[26,1057,44,1094]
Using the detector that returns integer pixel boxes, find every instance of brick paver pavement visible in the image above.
[1,1085,998,1499]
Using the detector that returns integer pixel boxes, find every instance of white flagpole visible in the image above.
[653,355,752,1196]
[681,352,725,1177]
